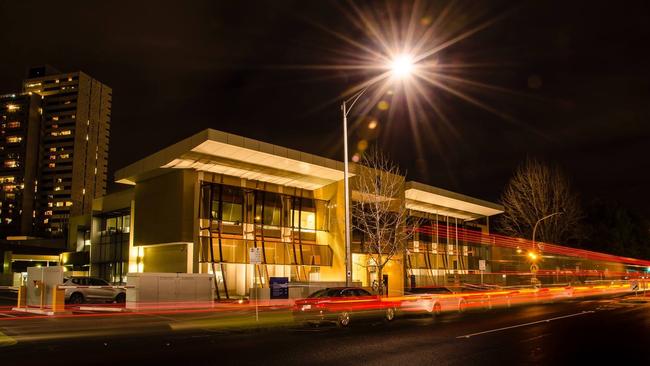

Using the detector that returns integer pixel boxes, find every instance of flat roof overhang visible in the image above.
[405,181,504,220]
[115,129,345,190]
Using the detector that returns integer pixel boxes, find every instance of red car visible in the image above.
[293,287,398,327]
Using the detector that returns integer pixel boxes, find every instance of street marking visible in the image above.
[0,330,17,347]
[456,311,595,339]
[0,313,17,318]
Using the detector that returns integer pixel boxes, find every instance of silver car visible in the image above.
[63,277,126,304]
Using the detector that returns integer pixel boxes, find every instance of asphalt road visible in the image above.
[1,294,648,366]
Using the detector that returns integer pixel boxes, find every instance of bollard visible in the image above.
[16,285,27,308]
[51,286,66,313]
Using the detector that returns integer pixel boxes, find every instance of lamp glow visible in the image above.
[390,54,414,78]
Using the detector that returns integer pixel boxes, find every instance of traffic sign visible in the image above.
[479,260,486,271]
[249,247,262,264]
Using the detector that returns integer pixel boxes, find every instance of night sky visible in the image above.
[1,0,649,216]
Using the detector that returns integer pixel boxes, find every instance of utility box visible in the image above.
[126,272,214,309]
[25,266,64,308]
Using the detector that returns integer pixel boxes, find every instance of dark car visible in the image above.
[292,287,398,327]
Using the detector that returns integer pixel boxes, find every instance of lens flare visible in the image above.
[390,54,414,78]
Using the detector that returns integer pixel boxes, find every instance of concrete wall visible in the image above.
[126,272,213,308]
[134,170,197,246]
[143,244,190,273]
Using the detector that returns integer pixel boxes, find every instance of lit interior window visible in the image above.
[2,184,16,192]
[6,136,22,143]
[3,160,18,168]
[7,121,20,128]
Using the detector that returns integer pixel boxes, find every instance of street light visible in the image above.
[389,54,415,78]
[342,54,415,286]
[528,211,563,287]
[532,212,564,252]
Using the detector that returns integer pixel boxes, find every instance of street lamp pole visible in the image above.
[339,53,414,287]
[530,211,563,287]
[341,87,369,287]
[532,211,564,252]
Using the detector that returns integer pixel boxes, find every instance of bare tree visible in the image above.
[352,149,415,295]
[499,158,582,245]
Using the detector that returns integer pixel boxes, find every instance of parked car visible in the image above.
[63,277,126,304]
[292,287,399,327]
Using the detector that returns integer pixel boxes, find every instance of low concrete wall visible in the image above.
[126,272,214,309]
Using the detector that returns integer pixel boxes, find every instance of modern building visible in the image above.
[79,128,504,297]
[22,66,112,236]
[0,66,111,285]
[0,92,42,235]
[4,127,647,292]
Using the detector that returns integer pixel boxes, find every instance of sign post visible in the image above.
[249,247,262,321]
[479,260,486,285]
[631,280,639,296]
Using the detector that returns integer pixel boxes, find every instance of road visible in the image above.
[1,293,648,365]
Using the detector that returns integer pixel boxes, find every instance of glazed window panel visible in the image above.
[199,238,332,266]
[292,197,316,231]
[258,191,282,227]
[207,184,244,223]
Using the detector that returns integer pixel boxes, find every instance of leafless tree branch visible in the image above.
[499,158,582,245]
[352,149,415,294]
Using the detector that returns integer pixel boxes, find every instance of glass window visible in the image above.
[292,197,316,230]
[260,191,282,226]
[211,184,243,223]
[307,288,342,298]
[355,289,372,296]
[342,289,357,297]
[3,160,18,168]
[90,278,108,286]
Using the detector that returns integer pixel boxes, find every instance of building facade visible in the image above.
[0,93,42,235]
[82,129,503,298]
[22,66,112,236]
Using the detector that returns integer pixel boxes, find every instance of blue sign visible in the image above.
[270,277,289,299]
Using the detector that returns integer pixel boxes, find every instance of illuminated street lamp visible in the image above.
[532,211,563,252]
[342,54,415,286]
[528,212,562,287]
